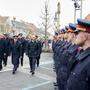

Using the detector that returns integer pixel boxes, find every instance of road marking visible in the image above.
[40,61,53,65]
[36,72,56,82]
[22,81,51,90]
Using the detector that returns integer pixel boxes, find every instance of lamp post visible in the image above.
[72,0,81,23]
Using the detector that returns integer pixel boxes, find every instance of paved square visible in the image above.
[0,53,55,90]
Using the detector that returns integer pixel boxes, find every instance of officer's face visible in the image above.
[64,33,68,40]
[31,35,36,40]
[74,32,87,46]
[18,35,22,39]
[67,32,75,42]
[14,37,17,42]
[57,35,61,40]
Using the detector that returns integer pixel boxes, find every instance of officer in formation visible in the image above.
[52,14,90,90]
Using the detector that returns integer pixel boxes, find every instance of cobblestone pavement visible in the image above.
[0,53,56,90]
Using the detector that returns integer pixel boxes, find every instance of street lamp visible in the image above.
[72,0,83,23]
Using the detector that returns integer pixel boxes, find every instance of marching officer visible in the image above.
[18,33,27,66]
[3,34,11,67]
[35,35,43,67]
[0,34,5,71]
[66,17,90,90]
[27,35,39,75]
[11,35,21,74]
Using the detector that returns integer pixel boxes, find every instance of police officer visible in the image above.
[35,35,43,67]
[11,35,21,74]
[52,24,80,90]
[18,33,27,66]
[0,34,5,71]
[66,17,90,90]
[52,29,68,90]
[27,35,39,75]
[3,34,11,67]
[56,26,78,90]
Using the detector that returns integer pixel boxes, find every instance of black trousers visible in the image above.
[0,58,2,70]
[13,64,19,72]
[29,57,36,72]
[3,55,8,66]
[20,52,24,66]
[36,55,40,66]
[12,58,19,72]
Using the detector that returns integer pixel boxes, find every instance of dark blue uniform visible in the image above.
[27,40,39,75]
[36,40,43,67]
[18,38,27,66]
[0,38,5,70]
[3,37,11,66]
[56,41,72,90]
[11,39,21,74]
[66,48,90,90]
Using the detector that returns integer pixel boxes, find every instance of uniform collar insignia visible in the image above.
[77,48,90,61]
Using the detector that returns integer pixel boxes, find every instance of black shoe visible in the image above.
[31,72,35,76]
[21,64,23,67]
[4,64,7,67]
[12,71,15,75]
[37,65,39,67]
[0,68,2,71]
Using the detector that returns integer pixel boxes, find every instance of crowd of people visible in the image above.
[0,34,43,75]
[0,14,90,90]
[52,14,90,90]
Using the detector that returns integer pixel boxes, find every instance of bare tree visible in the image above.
[40,0,51,50]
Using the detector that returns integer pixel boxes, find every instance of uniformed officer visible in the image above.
[0,34,5,71]
[56,25,78,90]
[27,35,39,75]
[66,17,90,90]
[52,23,81,90]
[11,35,21,74]
[3,34,11,67]
[35,35,43,67]
[18,33,27,66]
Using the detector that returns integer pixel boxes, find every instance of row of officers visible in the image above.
[0,33,43,75]
[52,14,90,90]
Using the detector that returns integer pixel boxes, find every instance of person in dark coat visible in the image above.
[0,35,5,71]
[27,35,39,75]
[11,35,21,74]
[66,17,90,90]
[35,35,43,67]
[52,24,80,90]
[3,34,11,67]
[18,33,27,66]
